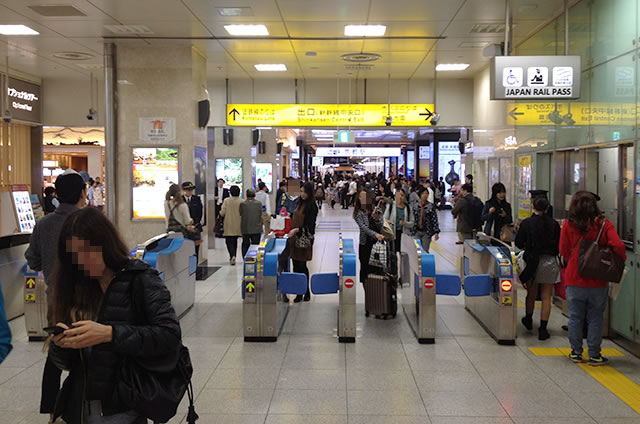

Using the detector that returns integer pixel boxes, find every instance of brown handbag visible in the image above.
[500,224,515,243]
[577,219,625,283]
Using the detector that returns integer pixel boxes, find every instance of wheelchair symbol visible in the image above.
[506,70,518,85]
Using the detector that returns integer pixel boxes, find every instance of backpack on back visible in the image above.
[469,197,484,230]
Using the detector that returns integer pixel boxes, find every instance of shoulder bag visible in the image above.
[295,227,314,249]
[578,219,625,283]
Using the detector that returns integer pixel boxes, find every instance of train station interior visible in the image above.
[1,0,640,423]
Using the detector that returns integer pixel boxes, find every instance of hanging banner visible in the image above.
[226,104,435,127]
[517,155,533,219]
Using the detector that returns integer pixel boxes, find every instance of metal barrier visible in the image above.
[401,235,461,344]
[242,235,307,342]
[135,233,196,318]
[310,234,357,343]
[462,233,517,345]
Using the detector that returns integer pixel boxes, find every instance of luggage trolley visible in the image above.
[400,236,461,344]
[462,234,517,345]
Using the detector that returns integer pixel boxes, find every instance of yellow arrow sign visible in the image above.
[245,282,255,293]
[507,102,638,126]
[25,278,36,289]
[227,104,435,127]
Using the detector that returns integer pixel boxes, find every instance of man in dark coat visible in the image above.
[215,178,230,218]
[183,181,203,257]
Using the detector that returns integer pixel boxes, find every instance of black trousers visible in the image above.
[225,236,238,260]
[40,354,61,413]
[359,241,374,284]
[292,259,311,296]
[242,234,261,259]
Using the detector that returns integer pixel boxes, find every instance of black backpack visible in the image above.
[469,196,485,230]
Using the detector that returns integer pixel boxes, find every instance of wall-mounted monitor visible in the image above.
[132,147,179,219]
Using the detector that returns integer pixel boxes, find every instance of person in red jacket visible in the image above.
[559,191,626,366]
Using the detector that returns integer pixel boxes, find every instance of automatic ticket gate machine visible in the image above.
[309,234,357,343]
[462,236,517,345]
[242,236,307,342]
[401,236,461,344]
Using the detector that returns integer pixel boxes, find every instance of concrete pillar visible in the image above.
[113,45,207,251]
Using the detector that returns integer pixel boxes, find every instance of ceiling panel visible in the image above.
[182,0,283,22]
[204,20,289,37]
[362,39,436,53]
[290,39,364,53]
[85,0,197,21]
[277,0,370,21]
[368,0,466,22]
[0,0,110,21]
[457,0,566,21]
[285,21,444,38]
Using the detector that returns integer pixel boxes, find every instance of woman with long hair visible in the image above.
[286,182,318,302]
[515,197,560,340]
[353,189,384,284]
[47,207,181,423]
[164,183,194,235]
[560,191,626,365]
[481,182,513,239]
[412,188,440,253]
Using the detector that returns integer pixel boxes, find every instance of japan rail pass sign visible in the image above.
[491,56,581,100]
[226,104,435,127]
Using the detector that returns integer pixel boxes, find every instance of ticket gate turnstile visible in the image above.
[24,265,47,341]
[401,236,461,344]
[462,236,517,345]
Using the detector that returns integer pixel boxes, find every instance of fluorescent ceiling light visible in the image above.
[436,63,470,71]
[218,7,252,16]
[344,25,386,37]
[224,24,268,36]
[255,64,286,72]
[0,25,39,35]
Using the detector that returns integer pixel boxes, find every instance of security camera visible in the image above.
[430,113,440,126]
[2,110,11,124]
[562,113,576,126]
[385,115,392,127]
[86,108,97,121]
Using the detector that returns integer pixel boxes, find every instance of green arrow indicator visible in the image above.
[246,282,255,293]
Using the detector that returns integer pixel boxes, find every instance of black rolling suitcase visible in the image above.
[364,241,397,319]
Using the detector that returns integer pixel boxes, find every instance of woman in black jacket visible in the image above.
[515,197,561,340]
[48,207,181,424]
[481,182,513,239]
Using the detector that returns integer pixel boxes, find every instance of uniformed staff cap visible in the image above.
[182,181,195,190]
[529,190,548,197]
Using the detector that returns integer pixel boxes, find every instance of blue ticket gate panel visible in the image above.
[463,239,517,345]
[401,236,461,344]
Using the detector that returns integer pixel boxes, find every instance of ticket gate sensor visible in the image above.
[134,233,197,318]
[310,234,357,343]
[401,236,461,344]
[24,265,48,341]
[243,236,307,342]
[463,237,517,345]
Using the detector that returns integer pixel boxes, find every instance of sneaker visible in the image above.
[521,315,533,331]
[569,351,583,363]
[230,257,236,266]
[588,355,609,366]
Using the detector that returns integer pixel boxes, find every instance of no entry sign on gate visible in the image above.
[424,279,434,289]
[344,278,354,289]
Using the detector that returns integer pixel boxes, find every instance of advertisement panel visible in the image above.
[216,158,243,193]
[438,142,461,192]
[406,150,415,179]
[132,147,179,219]
[256,162,273,192]
[518,155,533,219]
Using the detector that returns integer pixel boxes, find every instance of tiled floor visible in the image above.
[2,207,640,423]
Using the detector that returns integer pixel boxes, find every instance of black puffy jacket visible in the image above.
[49,259,181,423]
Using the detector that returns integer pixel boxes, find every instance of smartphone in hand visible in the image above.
[43,326,65,336]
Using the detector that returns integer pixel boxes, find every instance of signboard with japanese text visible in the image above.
[139,117,176,142]
[491,56,581,100]
[315,147,401,157]
[227,104,435,127]
[8,77,41,124]
[506,102,637,126]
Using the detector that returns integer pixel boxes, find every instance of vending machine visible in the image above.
[0,184,36,236]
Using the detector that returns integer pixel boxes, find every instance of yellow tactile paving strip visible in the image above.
[529,347,640,414]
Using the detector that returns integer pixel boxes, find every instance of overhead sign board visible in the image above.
[316,147,401,157]
[226,104,435,127]
[507,102,637,126]
[8,77,41,124]
[490,56,581,100]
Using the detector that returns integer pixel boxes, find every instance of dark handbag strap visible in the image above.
[595,218,606,244]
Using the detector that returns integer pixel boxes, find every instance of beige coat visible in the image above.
[220,196,243,236]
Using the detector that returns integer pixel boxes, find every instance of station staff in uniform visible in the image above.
[182,181,203,257]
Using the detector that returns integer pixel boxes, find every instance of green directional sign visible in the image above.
[245,282,255,293]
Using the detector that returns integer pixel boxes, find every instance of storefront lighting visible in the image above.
[344,25,386,37]
[255,64,287,72]
[436,63,470,71]
[224,24,268,36]
[0,25,39,35]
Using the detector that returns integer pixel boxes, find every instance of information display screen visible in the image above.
[216,158,243,193]
[255,162,273,192]
[132,147,179,219]
[312,156,324,167]
[12,189,35,232]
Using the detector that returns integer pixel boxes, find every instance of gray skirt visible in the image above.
[533,254,560,285]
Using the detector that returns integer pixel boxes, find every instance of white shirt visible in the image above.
[348,181,357,195]
[164,200,192,228]
[255,190,272,215]
[427,187,435,204]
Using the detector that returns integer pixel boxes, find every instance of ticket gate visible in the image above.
[310,234,357,343]
[0,233,31,322]
[462,236,517,345]
[401,236,461,344]
[242,236,307,342]
[133,233,196,318]
[24,265,48,341]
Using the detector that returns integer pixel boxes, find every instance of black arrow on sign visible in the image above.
[419,108,434,121]
[229,108,240,121]
[508,107,524,120]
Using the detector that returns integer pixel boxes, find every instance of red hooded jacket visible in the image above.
[559,218,627,288]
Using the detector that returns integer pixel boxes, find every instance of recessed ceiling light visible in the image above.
[436,63,470,71]
[224,24,268,36]
[218,7,252,16]
[305,51,317,57]
[344,25,386,37]
[255,64,286,72]
[0,25,39,35]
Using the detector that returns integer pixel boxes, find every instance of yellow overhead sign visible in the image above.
[507,102,638,126]
[226,104,436,127]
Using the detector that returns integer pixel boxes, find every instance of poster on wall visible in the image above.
[256,163,273,192]
[132,147,179,219]
[438,142,461,193]
[385,158,390,180]
[139,117,176,142]
[406,151,415,179]
[216,158,243,193]
[518,155,533,219]
[194,146,207,226]
[11,185,36,232]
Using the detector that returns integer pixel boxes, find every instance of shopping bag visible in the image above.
[369,241,387,269]
[271,216,285,231]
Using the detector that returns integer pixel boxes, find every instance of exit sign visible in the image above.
[334,130,354,143]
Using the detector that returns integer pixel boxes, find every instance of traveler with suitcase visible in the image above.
[353,189,385,284]
[365,238,398,319]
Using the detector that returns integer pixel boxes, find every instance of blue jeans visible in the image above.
[566,285,608,357]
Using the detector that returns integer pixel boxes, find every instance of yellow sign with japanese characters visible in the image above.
[507,102,638,126]
[226,104,436,127]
